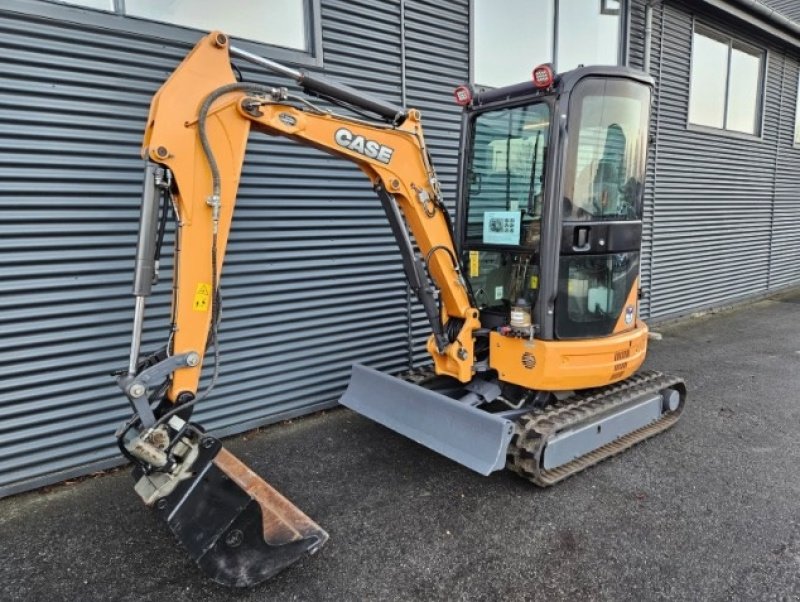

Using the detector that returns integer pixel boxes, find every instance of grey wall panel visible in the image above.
[403,0,470,364]
[631,1,798,320]
[760,0,800,24]
[628,0,647,70]
[770,54,800,288]
[0,0,438,496]
[4,0,800,497]
[629,0,664,319]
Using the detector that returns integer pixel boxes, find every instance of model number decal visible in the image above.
[334,128,394,164]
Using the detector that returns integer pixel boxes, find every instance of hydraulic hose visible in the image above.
[150,83,275,431]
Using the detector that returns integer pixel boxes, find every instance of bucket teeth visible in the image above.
[142,437,328,588]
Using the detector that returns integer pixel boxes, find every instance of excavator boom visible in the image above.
[116,31,485,586]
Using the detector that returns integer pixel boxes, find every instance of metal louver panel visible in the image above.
[0,0,430,497]
[629,0,662,319]
[631,0,800,321]
[4,0,800,498]
[769,56,800,288]
[759,0,800,24]
[404,0,470,364]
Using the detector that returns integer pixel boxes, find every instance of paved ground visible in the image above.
[2,293,800,601]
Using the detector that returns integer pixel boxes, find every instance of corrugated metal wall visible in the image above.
[3,0,799,496]
[404,0,470,362]
[760,0,800,24]
[0,0,468,496]
[629,0,661,318]
[629,0,800,320]
[770,53,800,289]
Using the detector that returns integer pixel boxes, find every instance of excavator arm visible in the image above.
[139,32,477,404]
[115,32,479,587]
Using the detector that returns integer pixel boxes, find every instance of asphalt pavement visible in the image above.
[1,291,799,601]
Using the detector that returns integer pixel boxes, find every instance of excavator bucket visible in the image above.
[340,364,515,475]
[138,437,328,587]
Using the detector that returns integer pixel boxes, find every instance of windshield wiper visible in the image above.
[526,131,542,215]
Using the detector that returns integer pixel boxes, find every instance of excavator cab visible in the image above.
[341,66,685,482]
[457,66,653,361]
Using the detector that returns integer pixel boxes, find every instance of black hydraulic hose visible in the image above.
[425,245,469,344]
[148,84,274,431]
[197,82,276,201]
[150,235,221,431]
[425,244,477,308]
[153,188,169,264]
[117,435,142,466]
[115,414,147,468]
[424,245,460,275]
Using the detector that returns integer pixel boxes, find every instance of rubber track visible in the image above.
[506,371,687,486]
[397,366,686,487]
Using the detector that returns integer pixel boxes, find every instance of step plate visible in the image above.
[340,364,515,475]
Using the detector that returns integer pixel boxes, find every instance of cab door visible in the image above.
[555,77,653,339]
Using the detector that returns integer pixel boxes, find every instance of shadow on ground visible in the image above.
[1,293,799,601]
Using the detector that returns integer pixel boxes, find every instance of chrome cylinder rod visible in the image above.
[128,296,146,376]
[229,45,302,80]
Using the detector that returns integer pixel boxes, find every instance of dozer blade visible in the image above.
[340,363,515,475]
[142,437,328,587]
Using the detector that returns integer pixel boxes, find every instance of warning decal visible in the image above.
[469,251,480,278]
[192,283,211,312]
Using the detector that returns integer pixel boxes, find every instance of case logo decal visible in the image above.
[335,128,394,164]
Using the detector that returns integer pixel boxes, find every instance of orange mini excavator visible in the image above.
[114,32,686,586]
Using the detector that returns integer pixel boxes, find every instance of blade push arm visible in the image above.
[134,32,479,409]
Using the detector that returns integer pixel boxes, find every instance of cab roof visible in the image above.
[470,65,654,109]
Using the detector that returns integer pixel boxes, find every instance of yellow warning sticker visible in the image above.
[469,251,480,278]
[529,275,539,289]
[192,282,211,312]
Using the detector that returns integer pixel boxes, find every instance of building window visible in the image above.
[795,77,800,146]
[688,25,764,135]
[47,0,311,52]
[125,1,307,51]
[473,0,623,88]
[56,0,112,9]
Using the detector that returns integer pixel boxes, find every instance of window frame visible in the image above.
[687,21,766,139]
[5,0,323,67]
[469,0,629,87]
[794,73,800,147]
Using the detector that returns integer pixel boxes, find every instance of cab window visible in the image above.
[563,78,651,221]
[465,103,551,248]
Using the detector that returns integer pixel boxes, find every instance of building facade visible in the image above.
[1,0,798,496]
